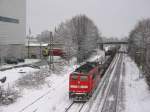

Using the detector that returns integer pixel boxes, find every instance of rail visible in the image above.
[86,53,121,112]
[100,54,123,112]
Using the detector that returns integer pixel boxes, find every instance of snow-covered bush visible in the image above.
[0,86,20,105]
[16,61,68,89]
[52,61,69,74]
[16,68,50,89]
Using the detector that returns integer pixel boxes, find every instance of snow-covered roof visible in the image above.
[25,42,64,47]
[25,43,48,47]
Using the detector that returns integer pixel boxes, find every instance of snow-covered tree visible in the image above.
[35,15,102,63]
[54,15,102,63]
[36,30,50,43]
[128,18,150,89]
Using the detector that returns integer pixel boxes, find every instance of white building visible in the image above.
[25,37,64,59]
[0,0,26,62]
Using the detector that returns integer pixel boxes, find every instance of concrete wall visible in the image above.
[0,0,26,61]
[0,0,26,44]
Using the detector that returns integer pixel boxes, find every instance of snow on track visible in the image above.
[100,54,123,112]
[65,103,85,112]
[84,54,119,112]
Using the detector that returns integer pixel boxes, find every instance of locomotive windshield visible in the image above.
[80,75,88,81]
[71,75,78,80]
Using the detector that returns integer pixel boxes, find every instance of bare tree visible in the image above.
[35,15,102,63]
[54,15,102,63]
[128,18,150,88]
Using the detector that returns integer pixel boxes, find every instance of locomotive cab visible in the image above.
[69,73,90,101]
[69,62,100,102]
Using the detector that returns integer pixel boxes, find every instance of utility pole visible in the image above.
[40,42,42,59]
[27,37,30,58]
[49,32,54,71]
[28,28,31,59]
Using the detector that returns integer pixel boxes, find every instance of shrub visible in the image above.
[0,86,20,105]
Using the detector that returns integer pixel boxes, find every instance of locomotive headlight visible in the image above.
[70,85,78,88]
[80,85,88,88]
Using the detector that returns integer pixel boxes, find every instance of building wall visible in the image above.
[24,43,64,59]
[0,0,26,44]
[0,0,26,61]
[25,46,44,59]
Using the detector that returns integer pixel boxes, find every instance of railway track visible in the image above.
[2,52,120,112]
[86,53,121,112]
[16,54,120,112]
[65,102,85,112]
[100,53,123,112]
[18,90,52,112]
[78,103,85,112]
[64,102,75,112]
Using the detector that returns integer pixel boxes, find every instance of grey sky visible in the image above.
[27,0,150,38]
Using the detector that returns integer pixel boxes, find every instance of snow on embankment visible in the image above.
[0,59,40,70]
[124,56,150,112]
[0,67,38,85]
[87,49,105,62]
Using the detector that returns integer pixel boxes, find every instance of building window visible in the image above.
[0,16,19,24]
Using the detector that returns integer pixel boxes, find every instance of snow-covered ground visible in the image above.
[0,59,40,69]
[88,49,105,63]
[1,65,76,112]
[0,50,104,112]
[1,50,150,112]
[0,67,39,85]
[124,56,150,112]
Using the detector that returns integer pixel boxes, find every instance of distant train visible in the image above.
[105,46,120,56]
[69,55,114,102]
[42,48,66,57]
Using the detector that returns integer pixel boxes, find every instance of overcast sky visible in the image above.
[27,0,150,38]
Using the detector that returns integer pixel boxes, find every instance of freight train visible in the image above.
[105,46,120,56]
[69,54,114,102]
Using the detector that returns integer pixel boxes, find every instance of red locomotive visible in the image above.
[69,56,113,102]
[42,48,66,57]
[69,62,104,101]
[49,48,65,56]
